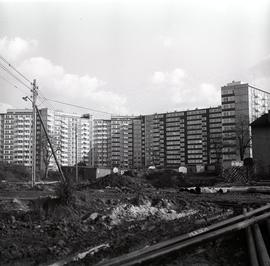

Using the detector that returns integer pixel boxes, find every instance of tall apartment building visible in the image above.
[0,109,33,166]
[132,117,143,169]
[110,116,134,169]
[0,113,4,161]
[221,81,270,166]
[37,109,93,170]
[0,108,93,172]
[92,107,222,170]
[93,119,111,167]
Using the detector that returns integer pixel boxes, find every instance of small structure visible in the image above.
[61,166,111,182]
[251,111,270,177]
[179,166,187,174]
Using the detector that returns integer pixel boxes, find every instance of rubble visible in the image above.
[1,179,270,265]
[109,203,197,225]
[79,173,151,191]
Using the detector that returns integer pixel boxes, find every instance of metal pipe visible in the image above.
[96,210,270,266]
[252,223,270,266]
[243,208,259,266]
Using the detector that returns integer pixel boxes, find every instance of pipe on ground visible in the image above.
[252,223,270,266]
[243,208,259,266]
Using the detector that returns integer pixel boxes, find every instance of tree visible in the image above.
[209,134,222,173]
[235,115,252,161]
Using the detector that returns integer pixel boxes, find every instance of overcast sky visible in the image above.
[0,0,270,118]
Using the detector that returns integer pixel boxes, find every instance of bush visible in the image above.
[0,162,31,181]
[145,170,187,188]
[55,180,74,206]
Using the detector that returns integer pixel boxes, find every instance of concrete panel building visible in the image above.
[92,106,222,170]
[221,81,270,166]
[93,119,111,168]
[0,108,93,172]
[110,116,134,169]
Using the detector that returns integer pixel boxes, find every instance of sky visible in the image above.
[0,0,270,118]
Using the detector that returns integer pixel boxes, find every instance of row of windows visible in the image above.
[187,115,201,120]
[222,96,235,102]
[187,150,202,154]
[187,109,206,115]
[222,103,235,110]
[187,120,202,125]
[222,111,235,117]
[166,117,181,122]
[209,113,221,118]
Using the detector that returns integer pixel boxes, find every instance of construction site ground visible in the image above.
[1,175,270,266]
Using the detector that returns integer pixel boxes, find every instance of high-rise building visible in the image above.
[132,117,143,169]
[92,107,222,170]
[110,116,133,169]
[0,113,5,161]
[1,109,33,166]
[37,109,93,170]
[93,119,111,167]
[221,81,270,166]
[0,108,93,172]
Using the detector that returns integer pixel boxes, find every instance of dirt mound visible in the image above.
[86,174,146,191]
[145,169,187,188]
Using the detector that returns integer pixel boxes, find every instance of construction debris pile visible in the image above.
[77,173,151,191]
[1,172,270,265]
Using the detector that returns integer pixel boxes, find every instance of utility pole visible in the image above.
[35,106,66,183]
[31,79,38,187]
[75,122,78,183]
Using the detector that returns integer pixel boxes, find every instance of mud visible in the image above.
[1,179,270,266]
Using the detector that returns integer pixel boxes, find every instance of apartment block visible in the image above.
[221,81,270,166]
[0,108,93,172]
[0,109,33,166]
[93,119,111,167]
[132,117,143,169]
[0,113,4,161]
[110,116,133,169]
[92,106,222,170]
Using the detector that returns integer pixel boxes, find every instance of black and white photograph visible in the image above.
[1,0,270,265]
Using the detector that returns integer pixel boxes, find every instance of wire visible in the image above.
[44,98,115,115]
[37,90,58,111]
[0,62,32,91]
[0,55,115,116]
[0,73,30,96]
[0,54,32,84]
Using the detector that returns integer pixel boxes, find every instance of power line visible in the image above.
[0,62,32,91]
[44,98,114,115]
[0,54,32,84]
[0,73,30,96]
[37,95,57,111]
[0,55,115,116]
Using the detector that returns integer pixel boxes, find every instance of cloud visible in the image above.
[0,102,13,113]
[250,54,270,78]
[245,54,270,92]
[149,69,220,111]
[151,71,166,84]
[0,36,38,61]
[19,57,128,115]
[151,68,186,85]
[159,36,174,48]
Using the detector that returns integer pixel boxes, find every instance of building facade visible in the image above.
[93,119,111,168]
[92,107,222,170]
[221,81,270,166]
[0,108,93,172]
[0,109,33,167]
[110,116,133,169]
